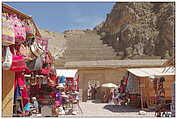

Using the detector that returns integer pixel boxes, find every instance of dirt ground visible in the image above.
[46,100,155,117]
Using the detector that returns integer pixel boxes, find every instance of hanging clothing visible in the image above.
[55,92,62,106]
[126,76,139,94]
[58,76,66,83]
[21,87,29,107]
[14,84,22,103]
[24,103,31,111]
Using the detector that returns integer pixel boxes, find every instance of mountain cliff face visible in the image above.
[95,2,175,59]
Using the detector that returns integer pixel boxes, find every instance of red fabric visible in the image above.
[22,87,29,106]
[10,55,27,71]
[50,92,56,98]
[120,85,126,93]
[66,77,75,90]
[50,74,57,80]
[16,72,25,87]
[14,72,29,107]
[124,77,128,84]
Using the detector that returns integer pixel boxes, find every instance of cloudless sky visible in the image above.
[5,2,115,33]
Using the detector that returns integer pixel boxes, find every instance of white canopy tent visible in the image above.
[127,67,175,77]
[56,69,78,78]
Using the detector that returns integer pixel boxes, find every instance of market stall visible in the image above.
[126,67,175,110]
[2,3,57,117]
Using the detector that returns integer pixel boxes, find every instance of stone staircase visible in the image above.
[60,30,120,62]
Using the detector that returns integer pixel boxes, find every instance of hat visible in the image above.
[32,97,36,100]
[61,92,68,98]
[74,91,79,94]
[56,83,64,89]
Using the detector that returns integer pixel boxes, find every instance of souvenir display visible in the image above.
[24,19,36,38]
[2,13,15,46]
[2,8,79,117]
[12,14,26,44]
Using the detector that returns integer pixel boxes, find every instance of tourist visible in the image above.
[112,88,119,106]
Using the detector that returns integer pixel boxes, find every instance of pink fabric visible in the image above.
[55,101,61,106]
[41,68,51,75]
[11,14,26,43]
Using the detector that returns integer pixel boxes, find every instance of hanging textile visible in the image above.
[9,46,27,72]
[11,14,26,44]
[24,19,36,38]
[14,84,22,103]
[2,13,15,46]
[34,56,43,70]
[26,59,36,71]
[30,40,44,57]
[2,47,13,70]
[15,72,29,107]
[35,37,49,52]
[19,44,36,60]
[126,75,139,94]
[21,87,29,107]
[58,76,66,83]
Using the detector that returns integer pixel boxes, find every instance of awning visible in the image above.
[127,67,175,77]
[56,69,78,78]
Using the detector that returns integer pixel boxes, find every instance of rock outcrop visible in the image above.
[40,29,66,59]
[95,2,175,59]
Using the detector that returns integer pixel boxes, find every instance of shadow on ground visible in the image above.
[103,105,140,113]
[91,99,103,103]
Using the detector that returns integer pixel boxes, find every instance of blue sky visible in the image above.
[5,2,115,33]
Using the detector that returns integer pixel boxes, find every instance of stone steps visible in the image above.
[63,56,120,61]
[66,39,103,44]
[66,44,110,48]
[65,48,115,53]
[65,47,114,51]
[61,30,118,62]
[64,50,117,56]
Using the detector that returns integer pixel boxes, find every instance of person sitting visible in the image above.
[31,97,39,114]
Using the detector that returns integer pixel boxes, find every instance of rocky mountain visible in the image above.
[95,2,175,59]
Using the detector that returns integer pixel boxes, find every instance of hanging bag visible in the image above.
[2,13,15,46]
[11,14,26,44]
[3,47,13,70]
